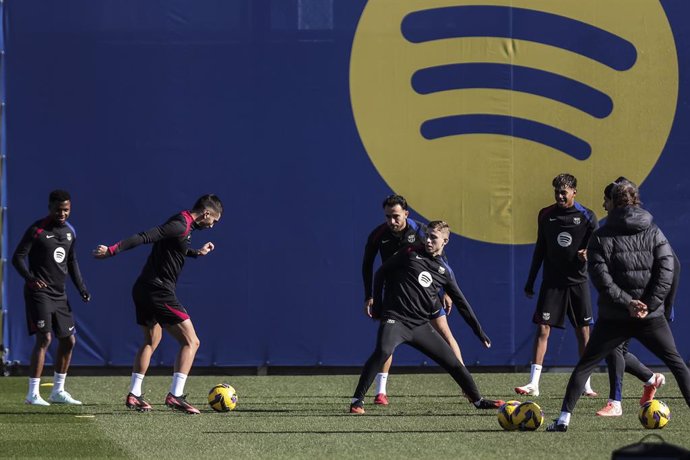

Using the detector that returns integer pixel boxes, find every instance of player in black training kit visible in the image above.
[362,195,463,405]
[12,190,91,406]
[350,221,503,414]
[93,194,222,414]
[516,173,598,398]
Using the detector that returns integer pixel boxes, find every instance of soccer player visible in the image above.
[547,180,690,432]
[12,190,91,406]
[595,178,678,417]
[516,173,598,398]
[350,221,503,414]
[93,194,222,414]
[362,195,463,405]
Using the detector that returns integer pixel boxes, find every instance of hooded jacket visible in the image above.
[587,206,674,321]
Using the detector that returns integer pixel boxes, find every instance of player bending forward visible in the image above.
[350,221,504,414]
[94,194,222,414]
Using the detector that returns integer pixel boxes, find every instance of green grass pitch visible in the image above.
[1,372,688,459]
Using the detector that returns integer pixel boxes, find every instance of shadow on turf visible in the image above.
[202,429,501,434]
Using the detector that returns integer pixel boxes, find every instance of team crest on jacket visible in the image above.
[37,320,45,328]
[542,312,551,321]
[573,217,581,225]
[66,233,72,241]
[557,232,573,247]
[438,266,446,274]
[418,271,433,287]
[407,234,416,243]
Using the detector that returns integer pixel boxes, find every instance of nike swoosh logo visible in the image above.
[381,240,391,244]
[549,218,557,222]
[46,235,55,239]
[584,317,592,322]
[68,326,75,331]
[415,255,423,259]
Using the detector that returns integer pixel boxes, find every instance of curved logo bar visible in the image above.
[350,0,678,244]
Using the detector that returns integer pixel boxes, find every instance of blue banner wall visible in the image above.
[4,0,690,368]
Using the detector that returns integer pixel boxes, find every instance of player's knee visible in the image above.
[36,332,52,349]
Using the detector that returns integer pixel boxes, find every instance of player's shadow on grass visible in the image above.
[203,429,498,434]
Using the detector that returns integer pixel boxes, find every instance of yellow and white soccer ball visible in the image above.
[639,399,670,429]
[510,401,544,431]
[497,400,521,431]
[208,383,238,412]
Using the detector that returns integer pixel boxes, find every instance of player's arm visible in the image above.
[577,211,599,261]
[93,218,186,258]
[372,248,409,312]
[641,228,674,312]
[362,229,380,314]
[11,225,46,289]
[186,242,215,258]
[442,275,491,347]
[67,238,90,302]
[524,214,546,297]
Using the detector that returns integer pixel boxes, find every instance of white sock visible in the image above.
[351,398,361,405]
[170,372,188,397]
[584,376,593,392]
[129,373,145,397]
[53,372,67,394]
[611,400,622,409]
[530,364,542,386]
[558,411,571,425]
[375,373,388,395]
[645,375,655,385]
[28,378,41,397]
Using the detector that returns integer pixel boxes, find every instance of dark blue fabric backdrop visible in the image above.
[3,0,689,368]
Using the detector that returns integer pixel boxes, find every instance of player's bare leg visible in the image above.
[49,335,81,405]
[126,324,161,412]
[431,316,464,365]
[576,325,597,397]
[516,325,550,397]
[374,355,393,405]
[25,332,51,405]
[163,319,201,414]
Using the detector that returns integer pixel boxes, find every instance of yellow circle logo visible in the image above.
[350,0,678,244]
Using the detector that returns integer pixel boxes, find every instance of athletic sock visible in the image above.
[351,398,361,405]
[558,411,571,426]
[375,373,388,395]
[53,372,67,393]
[170,372,188,397]
[28,378,41,398]
[530,364,542,386]
[611,400,622,409]
[584,376,594,393]
[644,374,656,385]
[129,373,145,397]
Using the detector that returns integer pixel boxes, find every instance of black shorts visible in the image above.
[24,289,75,338]
[132,280,190,327]
[532,282,593,329]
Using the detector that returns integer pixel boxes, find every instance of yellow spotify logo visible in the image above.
[350,0,678,244]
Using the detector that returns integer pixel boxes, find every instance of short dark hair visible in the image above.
[192,194,223,215]
[604,176,629,200]
[552,173,577,190]
[49,189,71,204]
[612,181,641,207]
[382,194,408,210]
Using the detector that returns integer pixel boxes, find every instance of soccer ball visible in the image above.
[639,399,670,429]
[497,400,522,431]
[510,401,544,431]
[208,383,238,412]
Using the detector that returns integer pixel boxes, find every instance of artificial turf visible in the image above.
[1,372,688,459]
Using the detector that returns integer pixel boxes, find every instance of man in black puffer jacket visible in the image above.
[547,180,690,432]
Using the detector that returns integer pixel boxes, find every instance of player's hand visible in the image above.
[27,278,47,290]
[80,290,91,303]
[198,242,215,256]
[93,245,111,259]
[577,249,588,262]
[628,300,648,319]
[443,293,453,316]
[524,288,534,299]
[364,298,374,318]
